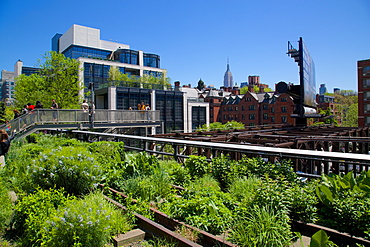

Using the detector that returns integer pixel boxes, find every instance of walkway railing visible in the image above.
[2,109,160,134]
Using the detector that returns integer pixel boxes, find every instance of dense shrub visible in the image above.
[158,160,191,186]
[28,146,102,195]
[0,181,12,232]
[41,192,133,247]
[12,188,73,246]
[160,176,235,235]
[120,167,174,203]
[184,155,210,178]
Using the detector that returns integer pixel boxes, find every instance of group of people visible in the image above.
[137,102,150,111]
[13,101,44,120]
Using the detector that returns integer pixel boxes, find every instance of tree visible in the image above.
[342,103,358,127]
[15,51,82,109]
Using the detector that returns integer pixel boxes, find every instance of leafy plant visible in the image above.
[12,188,73,246]
[184,155,210,178]
[160,176,235,235]
[41,192,133,247]
[230,204,292,247]
[0,181,12,233]
[27,146,102,195]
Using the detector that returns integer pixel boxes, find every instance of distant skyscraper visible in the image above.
[223,60,234,88]
[319,84,327,95]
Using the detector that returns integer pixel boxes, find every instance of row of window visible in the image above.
[223,106,287,112]
[224,114,288,123]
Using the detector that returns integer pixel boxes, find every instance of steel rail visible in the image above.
[73,130,370,165]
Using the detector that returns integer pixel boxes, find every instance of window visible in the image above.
[249,105,255,110]
[228,106,233,111]
[242,114,245,120]
[363,79,370,88]
[281,97,287,102]
[282,116,287,123]
[249,114,255,120]
[271,116,275,122]
[366,116,370,126]
[263,113,268,120]
[242,106,245,111]
[363,66,370,76]
[365,91,370,100]
[271,107,275,113]
[263,104,268,110]
[249,123,255,126]
[246,97,252,102]
[235,106,238,111]
[365,104,370,113]
[281,106,287,113]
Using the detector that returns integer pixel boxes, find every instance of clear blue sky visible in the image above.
[0,0,369,93]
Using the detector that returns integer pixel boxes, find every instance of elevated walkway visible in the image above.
[1,109,161,138]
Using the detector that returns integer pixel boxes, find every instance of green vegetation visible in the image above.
[196,120,244,132]
[108,65,171,89]
[1,133,369,246]
[14,51,82,109]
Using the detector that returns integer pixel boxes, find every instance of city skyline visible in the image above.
[0,0,369,93]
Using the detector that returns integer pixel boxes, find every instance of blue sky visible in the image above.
[0,0,369,93]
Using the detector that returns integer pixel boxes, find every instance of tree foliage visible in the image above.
[196,121,244,131]
[108,66,171,87]
[15,51,82,109]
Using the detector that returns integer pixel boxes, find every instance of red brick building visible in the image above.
[219,91,296,126]
[358,59,370,127]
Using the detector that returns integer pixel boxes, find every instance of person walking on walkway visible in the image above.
[50,99,59,121]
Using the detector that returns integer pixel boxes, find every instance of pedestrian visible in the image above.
[50,99,59,121]
[0,129,17,166]
[89,101,95,123]
[21,105,29,128]
[81,100,89,122]
[13,109,21,119]
[81,100,89,112]
[27,103,36,124]
[35,100,44,122]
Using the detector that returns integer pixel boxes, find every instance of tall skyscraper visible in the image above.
[319,84,327,95]
[223,60,234,88]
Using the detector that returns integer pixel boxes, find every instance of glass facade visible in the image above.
[83,63,111,88]
[115,49,139,65]
[191,106,206,131]
[143,53,160,68]
[52,33,63,52]
[143,70,163,77]
[116,88,151,110]
[63,45,112,60]
[155,90,184,133]
[22,67,40,76]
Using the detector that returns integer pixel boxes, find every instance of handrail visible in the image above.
[1,109,160,134]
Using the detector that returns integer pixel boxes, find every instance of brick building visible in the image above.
[220,91,296,126]
[358,59,370,127]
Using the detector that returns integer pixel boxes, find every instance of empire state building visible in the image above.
[223,61,234,88]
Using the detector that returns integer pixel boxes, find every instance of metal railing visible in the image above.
[1,109,160,134]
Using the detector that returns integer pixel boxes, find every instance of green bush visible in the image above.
[41,192,133,247]
[12,188,73,246]
[160,176,235,235]
[0,181,12,233]
[120,167,174,203]
[315,171,370,237]
[28,146,102,195]
[228,176,261,205]
[158,160,191,186]
[230,205,292,247]
[184,155,210,178]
